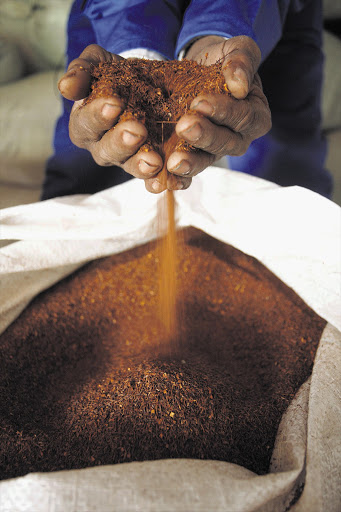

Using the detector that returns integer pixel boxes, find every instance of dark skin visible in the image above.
[58,35,271,193]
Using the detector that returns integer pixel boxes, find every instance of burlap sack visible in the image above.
[0,169,340,511]
[0,0,72,72]
[0,71,62,189]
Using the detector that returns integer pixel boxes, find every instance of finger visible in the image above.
[144,175,167,194]
[69,96,125,148]
[90,120,164,179]
[90,118,148,167]
[175,113,249,158]
[144,174,192,194]
[220,36,261,99]
[167,174,192,191]
[124,150,163,180]
[167,147,217,178]
[58,60,93,101]
[189,87,271,140]
[58,44,122,101]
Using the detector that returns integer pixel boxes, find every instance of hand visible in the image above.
[58,38,271,194]
[58,45,166,190]
[166,35,272,190]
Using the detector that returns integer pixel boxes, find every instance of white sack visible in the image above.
[0,71,62,190]
[322,30,341,131]
[0,38,24,84]
[323,0,341,19]
[0,168,340,511]
[0,0,72,72]
[1,168,340,333]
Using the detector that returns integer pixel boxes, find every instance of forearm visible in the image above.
[82,0,184,59]
[176,0,308,62]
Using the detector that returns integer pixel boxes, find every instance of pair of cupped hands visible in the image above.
[59,35,271,193]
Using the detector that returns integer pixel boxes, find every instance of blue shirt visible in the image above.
[42,0,332,200]
[79,0,308,62]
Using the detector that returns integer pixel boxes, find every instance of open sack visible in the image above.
[0,168,340,512]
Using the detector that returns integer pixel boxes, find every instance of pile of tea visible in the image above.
[0,228,325,480]
[84,58,229,154]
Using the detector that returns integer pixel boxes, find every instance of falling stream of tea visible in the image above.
[158,189,177,346]
[157,135,181,352]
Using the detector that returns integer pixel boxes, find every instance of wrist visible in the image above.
[185,36,228,60]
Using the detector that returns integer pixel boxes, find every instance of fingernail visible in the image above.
[102,103,121,119]
[122,130,144,146]
[181,123,202,142]
[191,100,214,116]
[152,180,163,192]
[139,159,159,176]
[233,67,249,87]
[64,70,77,79]
[169,160,191,176]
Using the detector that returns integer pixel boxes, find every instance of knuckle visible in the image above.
[193,123,230,156]
[225,133,248,157]
[91,152,108,167]
[91,144,114,167]
[195,153,216,172]
[86,43,101,53]
[70,105,107,149]
[80,44,101,60]
[204,137,229,158]
[222,36,260,75]
[69,127,87,149]
[235,137,249,156]
[190,152,215,175]
[251,108,272,138]
[81,44,114,65]
[233,107,254,133]
[69,132,83,148]
[235,144,248,157]
[201,128,241,158]
[69,121,93,149]
[213,104,231,125]
[235,36,261,69]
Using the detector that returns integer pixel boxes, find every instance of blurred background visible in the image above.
[0,0,340,209]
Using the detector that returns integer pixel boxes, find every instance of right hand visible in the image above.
[58,44,185,192]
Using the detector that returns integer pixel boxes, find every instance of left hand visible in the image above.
[146,35,271,193]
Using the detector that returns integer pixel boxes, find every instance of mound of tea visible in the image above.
[0,228,325,480]
[84,58,230,154]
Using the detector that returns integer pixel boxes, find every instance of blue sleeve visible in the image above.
[83,0,185,60]
[176,1,308,62]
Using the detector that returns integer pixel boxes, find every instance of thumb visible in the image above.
[221,36,261,99]
[58,44,121,101]
[58,59,93,101]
